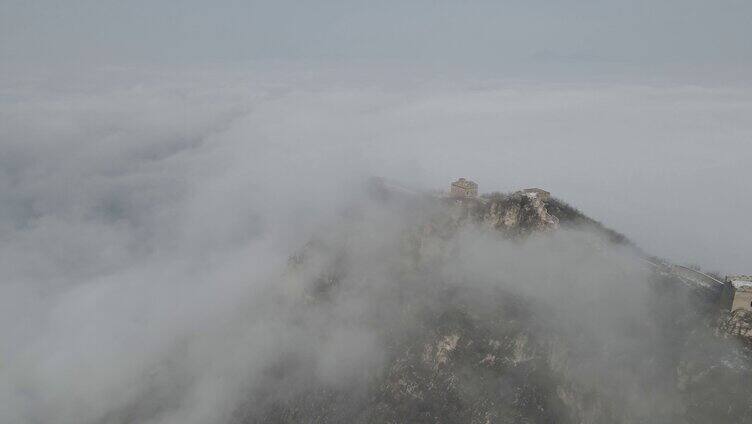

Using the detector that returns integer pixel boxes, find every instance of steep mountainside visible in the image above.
[233,183,752,424]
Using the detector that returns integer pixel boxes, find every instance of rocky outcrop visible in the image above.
[719,309,752,338]
[481,190,559,235]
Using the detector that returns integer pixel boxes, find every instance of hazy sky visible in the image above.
[2,0,751,69]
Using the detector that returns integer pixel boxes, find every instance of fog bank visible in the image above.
[1,68,751,422]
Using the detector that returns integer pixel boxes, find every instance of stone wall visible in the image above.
[450,178,478,198]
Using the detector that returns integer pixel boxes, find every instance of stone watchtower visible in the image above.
[722,275,752,312]
[450,178,478,198]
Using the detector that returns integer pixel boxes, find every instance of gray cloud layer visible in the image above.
[1,68,751,422]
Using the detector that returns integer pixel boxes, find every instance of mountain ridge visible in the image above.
[234,179,752,424]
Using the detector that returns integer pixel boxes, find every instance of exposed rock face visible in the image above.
[719,309,752,338]
[481,190,559,235]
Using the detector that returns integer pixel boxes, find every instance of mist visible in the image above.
[2,67,752,422]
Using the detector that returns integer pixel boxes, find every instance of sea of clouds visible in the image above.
[1,67,751,423]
